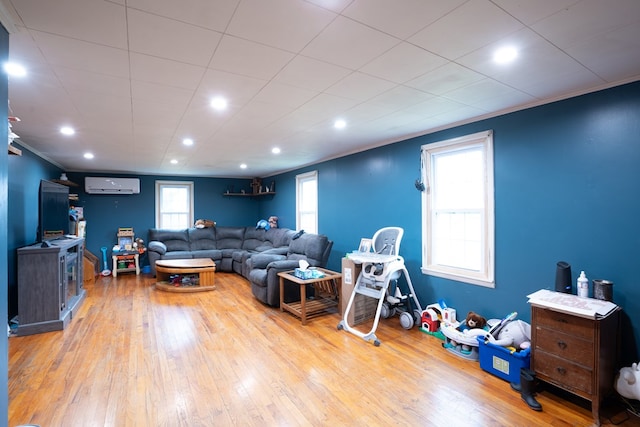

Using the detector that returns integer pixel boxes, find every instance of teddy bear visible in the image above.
[446,311,489,353]
[465,311,487,329]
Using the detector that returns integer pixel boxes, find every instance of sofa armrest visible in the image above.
[248,253,286,269]
[260,247,289,256]
[148,241,167,255]
[267,259,301,271]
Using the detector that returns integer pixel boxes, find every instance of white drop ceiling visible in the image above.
[3,0,640,177]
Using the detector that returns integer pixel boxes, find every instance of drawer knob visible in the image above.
[556,367,567,375]
[557,341,567,350]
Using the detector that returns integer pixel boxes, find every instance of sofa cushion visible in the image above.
[248,253,286,269]
[161,251,194,260]
[191,249,222,261]
[287,233,330,266]
[188,227,217,250]
[149,229,190,252]
[220,248,238,258]
[266,228,295,248]
[242,227,269,250]
[215,227,245,249]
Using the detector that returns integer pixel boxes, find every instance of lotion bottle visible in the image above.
[577,270,589,298]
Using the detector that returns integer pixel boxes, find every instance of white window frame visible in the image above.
[155,180,194,229]
[296,170,318,233]
[421,130,495,287]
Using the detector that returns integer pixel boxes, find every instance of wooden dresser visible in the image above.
[531,305,620,426]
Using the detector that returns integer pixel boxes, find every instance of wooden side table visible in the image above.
[112,252,140,277]
[278,268,341,325]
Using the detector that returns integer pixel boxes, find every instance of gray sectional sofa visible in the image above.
[147,226,333,306]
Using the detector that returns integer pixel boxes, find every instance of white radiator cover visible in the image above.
[85,177,140,194]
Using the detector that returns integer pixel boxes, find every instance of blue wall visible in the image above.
[5,156,259,316]
[63,173,262,262]
[260,82,640,363]
[1,22,10,425]
[6,81,640,364]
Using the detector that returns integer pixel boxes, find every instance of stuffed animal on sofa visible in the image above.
[487,319,531,350]
[195,219,216,228]
[256,219,270,230]
[615,362,640,401]
[268,216,279,228]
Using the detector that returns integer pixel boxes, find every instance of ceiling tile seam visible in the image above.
[123,0,137,161]
[201,1,242,71]
[485,1,607,85]
[123,4,231,34]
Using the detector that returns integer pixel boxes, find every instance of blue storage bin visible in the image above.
[476,336,530,384]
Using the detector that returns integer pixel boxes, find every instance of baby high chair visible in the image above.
[338,227,422,346]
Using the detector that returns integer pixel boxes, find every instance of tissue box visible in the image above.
[476,336,530,384]
[293,268,324,280]
[294,268,314,279]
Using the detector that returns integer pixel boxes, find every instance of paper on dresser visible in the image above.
[527,289,618,319]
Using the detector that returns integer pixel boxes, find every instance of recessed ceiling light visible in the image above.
[60,126,75,136]
[493,46,518,64]
[182,138,194,146]
[3,62,26,77]
[210,96,228,111]
[272,147,281,154]
[334,119,347,129]
[240,163,247,169]
[84,152,94,159]
[170,159,178,164]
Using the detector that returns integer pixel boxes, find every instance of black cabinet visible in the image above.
[17,237,86,336]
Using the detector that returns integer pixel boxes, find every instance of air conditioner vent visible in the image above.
[85,177,140,194]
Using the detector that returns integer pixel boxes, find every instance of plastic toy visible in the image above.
[421,306,440,333]
[100,246,111,276]
[441,318,494,360]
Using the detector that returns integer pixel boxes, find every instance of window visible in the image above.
[296,171,318,233]
[155,181,194,229]
[421,130,494,287]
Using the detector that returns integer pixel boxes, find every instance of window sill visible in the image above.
[421,267,495,288]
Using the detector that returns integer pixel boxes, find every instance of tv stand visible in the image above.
[17,237,86,335]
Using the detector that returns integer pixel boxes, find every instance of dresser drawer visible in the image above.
[535,350,593,394]
[535,327,594,366]
[533,308,594,341]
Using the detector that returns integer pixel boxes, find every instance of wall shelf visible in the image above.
[223,177,275,197]
[223,191,276,197]
[51,179,79,187]
[8,144,21,156]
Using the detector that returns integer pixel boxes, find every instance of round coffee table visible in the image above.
[154,258,216,292]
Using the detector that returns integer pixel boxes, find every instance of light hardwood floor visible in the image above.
[9,272,640,427]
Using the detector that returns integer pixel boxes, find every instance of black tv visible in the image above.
[38,180,70,241]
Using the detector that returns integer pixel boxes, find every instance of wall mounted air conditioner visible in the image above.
[85,177,140,194]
